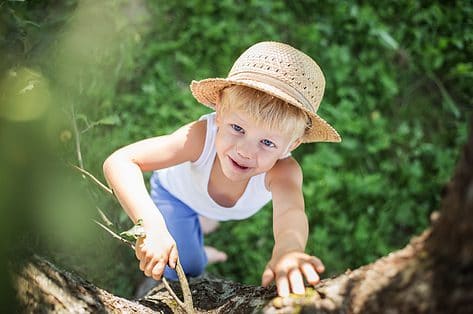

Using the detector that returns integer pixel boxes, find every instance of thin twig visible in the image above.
[426,70,460,118]
[163,277,187,308]
[96,207,114,227]
[175,262,194,312]
[161,261,196,313]
[72,164,114,195]
[94,220,135,249]
[71,104,84,169]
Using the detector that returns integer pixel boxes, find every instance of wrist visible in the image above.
[142,220,169,236]
[138,210,167,231]
[271,245,303,261]
[273,230,307,257]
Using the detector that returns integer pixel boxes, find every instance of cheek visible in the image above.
[214,135,224,154]
[258,153,280,168]
[215,131,233,153]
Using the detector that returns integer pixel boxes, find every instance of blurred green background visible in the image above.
[1,0,471,306]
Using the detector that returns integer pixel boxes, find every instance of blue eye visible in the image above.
[231,124,244,133]
[261,139,276,148]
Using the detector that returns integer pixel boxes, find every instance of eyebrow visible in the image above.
[230,112,247,125]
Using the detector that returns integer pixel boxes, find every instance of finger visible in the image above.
[135,239,144,260]
[139,254,148,271]
[151,261,165,280]
[144,258,159,277]
[139,249,153,272]
[261,267,275,287]
[169,246,179,269]
[276,274,290,297]
[311,256,325,273]
[288,269,305,295]
[301,263,320,285]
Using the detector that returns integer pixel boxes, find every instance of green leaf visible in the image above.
[96,114,120,126]
[119,219,145,242]
[375,29,399,50]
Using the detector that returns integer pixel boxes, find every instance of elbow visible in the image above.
[102,155,114,182]
[103,152,122,181]
[103,150,142,182]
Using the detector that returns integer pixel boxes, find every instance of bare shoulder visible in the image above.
[107,118,208,172]
[265,157,303,191]
[172,118,207,162]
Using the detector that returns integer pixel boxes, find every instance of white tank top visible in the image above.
[153,113,272,221]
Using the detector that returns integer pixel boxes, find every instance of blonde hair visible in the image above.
[218,85,308,142]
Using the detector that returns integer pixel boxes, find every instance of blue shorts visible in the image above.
[150,174,207,280]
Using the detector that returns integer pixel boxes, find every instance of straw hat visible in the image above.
[190,41,341,143]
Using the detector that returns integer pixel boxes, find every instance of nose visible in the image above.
[236,139,256,159]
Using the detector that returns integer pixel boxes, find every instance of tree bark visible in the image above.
[13,121,473,313]
[14,254,277,313]
[14,255,156,313]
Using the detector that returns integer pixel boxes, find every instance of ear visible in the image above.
[288,137,303,152]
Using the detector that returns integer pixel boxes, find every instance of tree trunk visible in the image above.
[13,121,473,313]
[14,254,278,313]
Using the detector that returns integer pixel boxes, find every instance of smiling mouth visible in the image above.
[229,157,249,170]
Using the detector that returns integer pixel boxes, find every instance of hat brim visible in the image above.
[190,78,341,143]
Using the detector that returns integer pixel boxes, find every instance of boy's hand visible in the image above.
[261,252,325,297]
[135,230,178,281]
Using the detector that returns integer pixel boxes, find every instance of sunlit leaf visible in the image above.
[119,219,145,242]
[96,114,120,126]
[375,29,399,50]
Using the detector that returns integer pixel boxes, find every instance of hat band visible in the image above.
[229,71,315,112]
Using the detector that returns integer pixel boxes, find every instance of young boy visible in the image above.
[103,41,341,297]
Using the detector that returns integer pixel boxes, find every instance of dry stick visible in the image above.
[174,260,194,313]
[75,166,195,313]
[162,274,194,313]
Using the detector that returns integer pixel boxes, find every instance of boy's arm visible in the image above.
[262,158,325,296]
[103,120,206,278]
[269,158,307,257]
[103,120,205,220]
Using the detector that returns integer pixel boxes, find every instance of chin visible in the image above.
[222,169,252,182]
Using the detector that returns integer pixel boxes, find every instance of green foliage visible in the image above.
[1,0,471,298]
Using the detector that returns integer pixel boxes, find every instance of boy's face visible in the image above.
[215,108,300,183]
